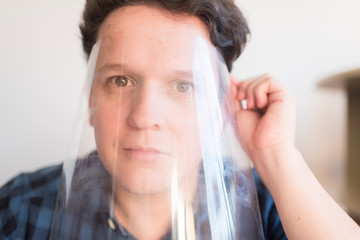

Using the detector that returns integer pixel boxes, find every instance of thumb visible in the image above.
[234,99,261,152]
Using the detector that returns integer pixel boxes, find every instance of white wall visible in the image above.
[0,0,86,182]
[234,0,360,201]
[1,0,359,202]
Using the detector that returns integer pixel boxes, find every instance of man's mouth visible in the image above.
[123,146,169,161]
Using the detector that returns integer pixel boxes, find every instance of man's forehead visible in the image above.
[95,32,203,77]
[93,5,221,81]
[97,5,211,44]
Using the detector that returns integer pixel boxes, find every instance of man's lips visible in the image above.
[123,146,170,161]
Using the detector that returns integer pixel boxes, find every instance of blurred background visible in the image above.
[0,0,359,216]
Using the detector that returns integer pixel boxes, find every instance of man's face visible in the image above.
[90,5,213,195]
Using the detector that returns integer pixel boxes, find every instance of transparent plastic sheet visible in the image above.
[49,27,264,240]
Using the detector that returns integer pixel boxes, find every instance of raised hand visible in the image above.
[231,74,296,178]
[231,73,360,240]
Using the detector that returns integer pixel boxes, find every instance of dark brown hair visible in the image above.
[80,0,250,71]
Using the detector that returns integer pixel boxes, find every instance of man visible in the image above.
[1,0,359,240]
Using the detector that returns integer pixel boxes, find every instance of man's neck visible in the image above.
[112,174,199,240]
[113,187,172,240]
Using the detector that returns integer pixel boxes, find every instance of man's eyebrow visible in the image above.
[97,63,194,79]
[170,70,193,79]
[97,63,126,72]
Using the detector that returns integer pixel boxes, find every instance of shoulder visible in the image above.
[0,164,63,239]
[253,169,287,240]
[0,164,62,200]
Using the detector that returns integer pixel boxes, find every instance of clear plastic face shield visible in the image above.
[50,9,264,240]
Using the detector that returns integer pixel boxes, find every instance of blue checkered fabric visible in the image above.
[0,161,286,240]
[0,165,61,239]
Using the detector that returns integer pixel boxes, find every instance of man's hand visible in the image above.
[231,74,360,240]
[231,74,296,178]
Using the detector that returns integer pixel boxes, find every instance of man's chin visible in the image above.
[114,173,173,196]
[119,182,172,196]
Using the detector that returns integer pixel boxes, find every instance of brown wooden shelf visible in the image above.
[318,68,360,219]
[318,68,360,89]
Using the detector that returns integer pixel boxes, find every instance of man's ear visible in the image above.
[89,94,95,127]
[229,73,240,83]
[229,73,238,97]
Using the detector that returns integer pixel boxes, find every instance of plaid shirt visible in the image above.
[0,160,286,240]
[0,164,61,239]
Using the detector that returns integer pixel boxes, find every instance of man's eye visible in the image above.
[110,75,133,87]
[175,82,193,93]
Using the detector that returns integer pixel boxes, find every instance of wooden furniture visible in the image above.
[318,69,360,220]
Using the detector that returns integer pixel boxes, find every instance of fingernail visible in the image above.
[240,99,247,110]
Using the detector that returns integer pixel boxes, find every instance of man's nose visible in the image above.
[127,83,165,130]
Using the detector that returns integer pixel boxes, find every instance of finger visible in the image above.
[230,75,243,101]
[228,75,245,113]
[230,75,239,99]
[245,74,270,109]
[249,74,285,110]
[231,75,258,99]
[245,83,255,109]
[266,79,286,105]
[236,80,251,101]
[253,75,272,109]
[234,102,261,151]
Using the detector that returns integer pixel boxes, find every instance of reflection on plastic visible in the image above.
[49,29,264,239]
